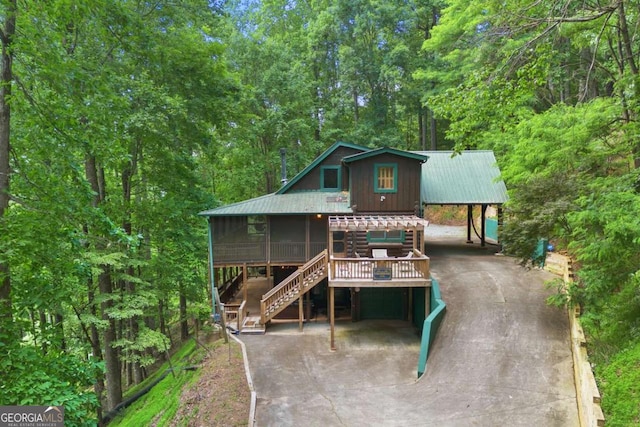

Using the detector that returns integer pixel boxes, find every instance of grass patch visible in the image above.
[108,332,250,427]
[109,339,202,427]
[110,369,197,426]
[122,339,198,400]
[597,340,640,426]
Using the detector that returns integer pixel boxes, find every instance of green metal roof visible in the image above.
[415,150,508,205]
[199,149,508,217]
[199,191,353,217]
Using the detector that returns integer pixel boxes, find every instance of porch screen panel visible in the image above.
[271,216,306,262]
[213,216,266,263]
[310,215,328,257]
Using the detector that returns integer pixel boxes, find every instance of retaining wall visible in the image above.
[544,252,605,427]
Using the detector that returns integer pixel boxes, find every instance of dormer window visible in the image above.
[321,166,341,190]
[375,163,397,193]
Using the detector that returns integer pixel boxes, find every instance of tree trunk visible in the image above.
[54,312,66,351]
[85,154,121,411]
[121,144,143,385]
[352,88,359,122]
[87,282,105,421]
[39,310,48,354]
[100,269,122,410]
[429,109,437,151]
[0,0,16,334]
[418,106,426,150]
[179,287,188,341]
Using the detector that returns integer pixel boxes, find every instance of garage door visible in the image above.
[359,287,406,320]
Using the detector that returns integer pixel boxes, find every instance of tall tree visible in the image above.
[0,0,15,337]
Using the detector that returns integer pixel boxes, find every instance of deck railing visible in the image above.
[214,243,266,263]
[221,300,246,331]
[330,249,429,281]
[270,242,306,262]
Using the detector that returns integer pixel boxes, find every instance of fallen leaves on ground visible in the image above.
[170,333,251,426]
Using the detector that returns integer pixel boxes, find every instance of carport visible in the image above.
[416,150,509,246]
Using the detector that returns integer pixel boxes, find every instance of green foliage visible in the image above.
[0,342,100,427]
[597,340,640,427]
[569,175,640,307]
[501,172,579,264]
[110,339,200,427]
[419,1,640,422]
[498,100,622,264]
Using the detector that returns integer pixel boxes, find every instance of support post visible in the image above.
[497,205,504,252]
[299,295,304,332]
[243,263,248,302]
[305,291,311,322]
[466,204,473,243]
[408,287,413,324]
[330,286,336,351]
[481,204,487,248]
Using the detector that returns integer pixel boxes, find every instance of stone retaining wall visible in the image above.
[544,252,605,427]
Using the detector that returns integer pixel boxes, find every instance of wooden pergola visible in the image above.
[328,214,430,232]
[327,215,432,350]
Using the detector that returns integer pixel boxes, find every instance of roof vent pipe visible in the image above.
[280,148,288,186]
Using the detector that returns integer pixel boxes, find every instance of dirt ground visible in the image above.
[169,333,251,426]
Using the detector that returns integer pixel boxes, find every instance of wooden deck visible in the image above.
[329,251,431,288]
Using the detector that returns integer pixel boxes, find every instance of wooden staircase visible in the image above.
[260,249,329,324]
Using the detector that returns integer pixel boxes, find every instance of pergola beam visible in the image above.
[328,215,429,232]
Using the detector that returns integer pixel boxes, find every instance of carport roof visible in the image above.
[416,150,508,205]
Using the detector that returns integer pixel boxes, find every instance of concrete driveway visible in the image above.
[241,227,579,426]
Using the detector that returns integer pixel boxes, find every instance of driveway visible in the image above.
[241,227,579,426]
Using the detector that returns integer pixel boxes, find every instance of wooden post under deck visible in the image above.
[299,295,304,331]
[330,286,336,351]
[243,263,248,302]
[408,287,413,324]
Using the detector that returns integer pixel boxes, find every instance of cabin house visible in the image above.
[199,142,507,349]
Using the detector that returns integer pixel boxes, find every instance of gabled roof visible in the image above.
[199,148,508,217]
[199,191,353,217]
[343,147,428,163]
[415,150,508,205]
[276,141,369,194]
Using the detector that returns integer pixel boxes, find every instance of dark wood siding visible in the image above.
[348,153,422,213]
[286,146,363,192]
[347,230,418,258]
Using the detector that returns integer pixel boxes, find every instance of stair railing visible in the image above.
[261,249,328,324]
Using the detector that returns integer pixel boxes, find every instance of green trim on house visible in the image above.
[374,163,398,193]
[343,147,428,164]
[320,165,341,191]
[367,230,405,243]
